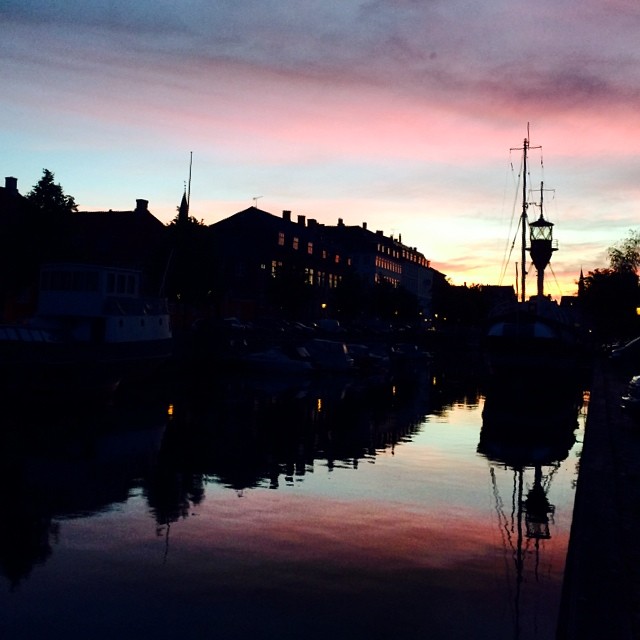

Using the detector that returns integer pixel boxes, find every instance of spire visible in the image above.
[178,189,189,224]
[178,151,193,225]
[578,267,585,297]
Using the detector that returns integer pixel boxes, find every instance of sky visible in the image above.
[3,0,640,299]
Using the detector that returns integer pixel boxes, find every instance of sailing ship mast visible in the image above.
[514,126,540,302]
[520,136,528,303]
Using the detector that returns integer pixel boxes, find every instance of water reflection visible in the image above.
[478,376,584,639]
[147,359,481,526]
[0,354,585,640]
[2,358,480,588]
[0,402,167,588]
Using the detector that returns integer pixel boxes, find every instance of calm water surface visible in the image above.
[0,357,586,639]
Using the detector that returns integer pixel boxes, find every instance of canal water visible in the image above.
[0,355,587,639]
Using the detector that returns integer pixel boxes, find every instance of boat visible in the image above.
[239,345,314,375]
[303,338,355,373]
[0,262,173,398]
[484,128,587,378]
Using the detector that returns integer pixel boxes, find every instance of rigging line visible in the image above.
[499,156,524,285]
[491,467,513,548]
[548,263,564,298]
[499,217,521,286]
[490,470,519,621]
[542,464,561,493]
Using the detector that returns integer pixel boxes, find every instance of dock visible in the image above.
[558,359,640,639]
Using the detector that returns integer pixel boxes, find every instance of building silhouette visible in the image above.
[1,175,447,328]
[208,206,445,323]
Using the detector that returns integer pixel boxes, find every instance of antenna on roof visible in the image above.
[252,196,263,208]
[187,151,193,209]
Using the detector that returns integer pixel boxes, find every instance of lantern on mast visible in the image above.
[527,182,557,298]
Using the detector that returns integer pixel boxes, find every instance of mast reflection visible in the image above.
[478,377,583,639]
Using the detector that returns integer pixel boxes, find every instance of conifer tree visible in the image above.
[26,169,78,215]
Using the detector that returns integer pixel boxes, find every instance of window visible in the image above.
[307,242,313,255]
[278,231,285,246]
[271,260,282,277]
[293,237,299,250]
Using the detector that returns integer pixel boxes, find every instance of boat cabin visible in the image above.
[34,263,171,344]
[37,263,142,317]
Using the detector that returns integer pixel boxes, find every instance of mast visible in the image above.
[521,136,528,303]
[187,151,192,212]
[512,125,541,302]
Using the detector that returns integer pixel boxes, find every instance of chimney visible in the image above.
[4,177,17,194]
[282,210,291,222]
[308,218,317,228]
[362,222,367,230]
[297,215,306,226]
[338,218,344,226]
[135,199,149,213]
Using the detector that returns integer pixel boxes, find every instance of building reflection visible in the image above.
[0,401,168,588]
[0,355,483,587]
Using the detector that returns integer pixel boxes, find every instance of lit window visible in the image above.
[307,242,313,255]
[278,232,285,246]
[335,254,340,263]
[293,237,299,250]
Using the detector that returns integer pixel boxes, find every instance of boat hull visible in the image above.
[0,329,172,400]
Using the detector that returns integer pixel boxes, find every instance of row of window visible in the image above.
[40,269,139,296]
[279,233,427,267]
[278,232,353,265]
[375,256,402,274]
[377,244,429,266]
[41,269,100,293]
[107,273,137,296]
[270,261,342,288]
[374,273,400,287]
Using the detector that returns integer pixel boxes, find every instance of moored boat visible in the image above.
[484,128,588,378]
[0,262,172,398]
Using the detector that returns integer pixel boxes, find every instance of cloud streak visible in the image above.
[3,0,640,296]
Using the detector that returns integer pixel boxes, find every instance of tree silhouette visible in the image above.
[22,169,78,270]
[26,169,78,216]
[581,230,640,341]
[608,229,640,274]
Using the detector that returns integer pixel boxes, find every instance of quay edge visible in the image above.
[557,359,640,639]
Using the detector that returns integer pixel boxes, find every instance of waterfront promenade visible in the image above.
[558,358,640,639]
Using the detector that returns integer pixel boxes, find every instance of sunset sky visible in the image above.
[3,0,640,298]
